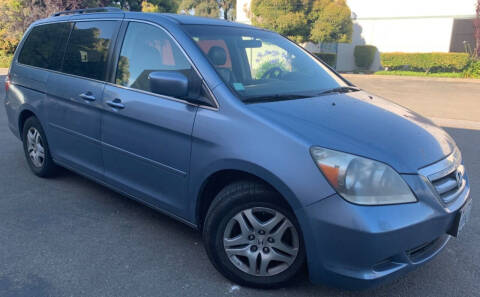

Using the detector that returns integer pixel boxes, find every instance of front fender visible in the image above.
[187,158,303,225]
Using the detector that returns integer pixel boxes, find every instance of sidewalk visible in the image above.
[0,68,7,75]
[431,117,480,130]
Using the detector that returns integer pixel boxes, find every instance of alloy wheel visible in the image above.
[223,207,299,277]
[26,127,45,168]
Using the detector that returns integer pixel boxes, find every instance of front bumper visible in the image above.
[296,173,471,289]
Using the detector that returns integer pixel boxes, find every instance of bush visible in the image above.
[381,52,470,73]
[463,60,480,78]
[375,70,464,78]
[314,53,337,68]
[354,45,377,69]
[0,52,13,68]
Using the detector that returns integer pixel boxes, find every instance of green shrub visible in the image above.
[375,71,464,78]
[463,60,480,78]
[314,53,337,68]
[0,52,13,68]
[354,45,377,69]
[380,52,470,73]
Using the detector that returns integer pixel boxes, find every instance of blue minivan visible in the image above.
[4,7,472,289]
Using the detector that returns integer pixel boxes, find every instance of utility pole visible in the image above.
[476,0,480,57]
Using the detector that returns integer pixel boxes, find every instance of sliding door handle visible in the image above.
[106,99,125,109]
[79,92,96,101]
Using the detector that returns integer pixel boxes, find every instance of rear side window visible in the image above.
[63,21,118,81]
[18,22,72,71]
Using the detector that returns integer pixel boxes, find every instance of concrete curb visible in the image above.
[342,73,480,84]
[0,68,8,75]
[431,117,480,131]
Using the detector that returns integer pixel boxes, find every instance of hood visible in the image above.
[247,91,455,173]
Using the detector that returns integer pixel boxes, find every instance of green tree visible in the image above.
[0,0,181,54]
[114,0,142,11]
[250,0,308,43]
[251,0,352,44]
[217,0,235,20]
[141,0,180,12]
[178,0,236,20]
[309,0,352,43]
[0,0,83,54]
[475,0,479,57]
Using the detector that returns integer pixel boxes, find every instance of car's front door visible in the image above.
[101,21,203,217]
[47,20,120,179]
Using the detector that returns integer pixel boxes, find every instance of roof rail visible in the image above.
[51,7,122,17]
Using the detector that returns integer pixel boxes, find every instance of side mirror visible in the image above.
[148,71,188,98]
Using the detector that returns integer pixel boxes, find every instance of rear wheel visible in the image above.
[22,117,58,177]
[203,181,305,288]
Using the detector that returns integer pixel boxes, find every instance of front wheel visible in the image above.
[203,181,305,288]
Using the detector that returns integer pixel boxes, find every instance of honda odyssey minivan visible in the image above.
[4,7,472,289]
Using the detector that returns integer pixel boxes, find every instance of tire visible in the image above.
[22,116,58,177]
[203,181,306,288]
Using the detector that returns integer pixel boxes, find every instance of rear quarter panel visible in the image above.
[6,62,49,139]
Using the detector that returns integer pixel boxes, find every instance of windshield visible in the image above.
[182,25,349,103]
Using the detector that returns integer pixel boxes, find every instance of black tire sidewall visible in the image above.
[203,183,305,288]
[22,117,56,177]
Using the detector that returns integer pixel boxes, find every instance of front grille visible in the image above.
[431,166,464,203]
[418,148,465,204]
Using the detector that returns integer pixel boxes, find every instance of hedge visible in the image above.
[354,45,377,69]
[381,52,470,73]
[314,53,337,68]
[0,52,13,68]
[463,60,480,78]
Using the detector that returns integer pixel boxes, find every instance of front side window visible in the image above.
[63,21,118,80]
[18,22,72,71]
[182,25,348,103]
[115,22,198,96]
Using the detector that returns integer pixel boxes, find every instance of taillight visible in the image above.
[4,74,10,93]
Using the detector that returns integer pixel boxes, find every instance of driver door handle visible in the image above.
[106,98,125,109]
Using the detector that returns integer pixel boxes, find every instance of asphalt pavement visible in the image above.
[344,74,480,123]
[1,74,479,297]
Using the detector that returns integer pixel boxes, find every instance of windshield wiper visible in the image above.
[242,87,360,103]
[317,86,361,96]
[243,93,311,104]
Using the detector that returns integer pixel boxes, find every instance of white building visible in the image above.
[236,0,478,71]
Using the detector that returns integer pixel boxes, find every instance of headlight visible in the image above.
[310,147,417,205]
